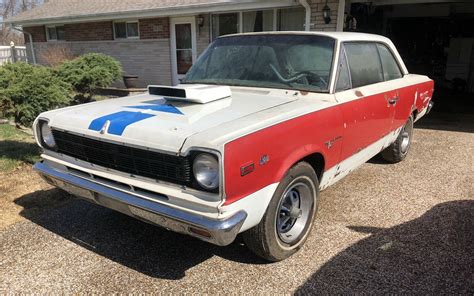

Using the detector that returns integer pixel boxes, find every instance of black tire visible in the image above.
[381,115,414,163]
[242,161,319,262]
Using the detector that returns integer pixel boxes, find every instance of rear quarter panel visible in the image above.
[415,79,435,115]
[393,75,434,129]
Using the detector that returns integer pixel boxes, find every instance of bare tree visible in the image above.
[1,0,45,45]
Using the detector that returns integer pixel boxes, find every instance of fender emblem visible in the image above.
[325,136,342,149]
[260,154,269,166]
[100,120,111,134]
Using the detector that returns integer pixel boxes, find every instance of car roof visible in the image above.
[221,31,393,44]
[219,31,408,75]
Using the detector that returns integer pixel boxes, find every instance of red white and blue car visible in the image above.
[33,32,434,261]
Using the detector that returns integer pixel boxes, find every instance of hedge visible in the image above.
[0,62,72,127]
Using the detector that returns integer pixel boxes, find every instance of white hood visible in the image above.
[43,87,297,153]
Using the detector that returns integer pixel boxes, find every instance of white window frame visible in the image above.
[45,25,65,41]
[210,7,305,41]
[170,16,197,85]
[113,20,140,40]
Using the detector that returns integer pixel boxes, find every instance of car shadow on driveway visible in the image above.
[296,200,474,294]
[14,189,266,280]
[415,112,474,133]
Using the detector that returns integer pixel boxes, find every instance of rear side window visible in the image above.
[377,44,403,81]
[344,43,383,88]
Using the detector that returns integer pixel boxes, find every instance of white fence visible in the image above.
[0,45,28,65]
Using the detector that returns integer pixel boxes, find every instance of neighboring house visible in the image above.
[5,0,344,87]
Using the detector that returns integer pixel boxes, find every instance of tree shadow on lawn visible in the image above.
[15,188,267,280]
[0,140,40,171]
[296,200,474,294]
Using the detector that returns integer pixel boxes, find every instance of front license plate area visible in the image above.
[55,179,95,201]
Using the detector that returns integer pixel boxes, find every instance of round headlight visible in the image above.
[40,122,56,149]
[193,153,219,190]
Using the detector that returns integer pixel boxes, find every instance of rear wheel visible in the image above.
[243,162,319,262]
[381,115,414,163]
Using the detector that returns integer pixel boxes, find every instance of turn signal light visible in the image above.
[189,227,212,238]
[240,163,255,176]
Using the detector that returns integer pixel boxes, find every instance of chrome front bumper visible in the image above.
[33,161,246,246]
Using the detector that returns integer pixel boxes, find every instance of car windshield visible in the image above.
[183,34,336,93]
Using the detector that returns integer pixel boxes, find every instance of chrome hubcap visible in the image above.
[400,125,411,154]
[276,182,313,244]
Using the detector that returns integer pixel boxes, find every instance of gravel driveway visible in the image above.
[1,113,473,294]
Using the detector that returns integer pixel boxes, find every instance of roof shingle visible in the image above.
[6,0,252,25]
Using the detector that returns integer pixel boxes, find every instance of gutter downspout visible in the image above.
[299,0,311,31]
[10,25,36,64]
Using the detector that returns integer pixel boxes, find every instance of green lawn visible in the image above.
[0,124,40,172]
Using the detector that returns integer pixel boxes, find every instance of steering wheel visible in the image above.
[270,64,328,89]
[270,64,310,83]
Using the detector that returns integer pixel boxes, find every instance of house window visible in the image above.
[277,7,305,31]
[211,6,307,40]
[211,13,239,40]
[46,25,65,41]
[242,10,274,33]
[175,23,193,74]
[114,21,139,39]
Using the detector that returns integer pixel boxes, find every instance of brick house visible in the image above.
[6,0,344,87]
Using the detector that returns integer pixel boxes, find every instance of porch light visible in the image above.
[323,1,331,24]
[198,15,205,28]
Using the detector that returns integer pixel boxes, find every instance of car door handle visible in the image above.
[387,96,399,105]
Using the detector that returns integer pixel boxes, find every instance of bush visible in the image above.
[0,62,72,127]
[58,53,122,102]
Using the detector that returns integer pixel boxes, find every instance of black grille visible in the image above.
[52,130,192,185]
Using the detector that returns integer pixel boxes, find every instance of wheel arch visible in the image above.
[301,153,325,182]
[275,145,326,183]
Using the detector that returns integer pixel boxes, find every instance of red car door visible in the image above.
[375,43,410,132]
[335,42,392,161]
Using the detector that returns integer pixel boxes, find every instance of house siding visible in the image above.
[65,21,114,41]
[197,14,211,55]
[309,0,339,31]
[24,26,46,42]
[30,40,172,87]
[24,19,172,87]
[139,17,170,39]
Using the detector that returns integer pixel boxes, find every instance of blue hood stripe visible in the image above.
[88,111,155,136]
[88,102,183,136]
[125,104,184,114]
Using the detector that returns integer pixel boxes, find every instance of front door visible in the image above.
[170,17,197,85]
[336,42,393,161]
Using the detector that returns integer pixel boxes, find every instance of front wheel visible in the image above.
[242,162,319,262]
[381,115,414,163]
